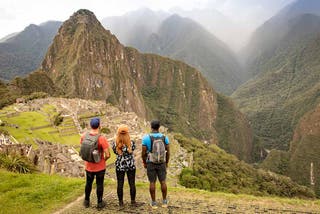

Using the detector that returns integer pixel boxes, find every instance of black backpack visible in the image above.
[79,133,101,163]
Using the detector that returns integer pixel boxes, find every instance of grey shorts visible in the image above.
[147,162,166,182]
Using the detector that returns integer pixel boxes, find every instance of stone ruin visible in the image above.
[0,134,16,145]
[0,97,192,183]
[34,140,85,177]
[0,138,85,177]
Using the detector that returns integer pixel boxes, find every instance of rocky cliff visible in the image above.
[288,104,320,195]
[260,103,320,196]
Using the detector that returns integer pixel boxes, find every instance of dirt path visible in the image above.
[56,182,320,214]
[52,195,84,214]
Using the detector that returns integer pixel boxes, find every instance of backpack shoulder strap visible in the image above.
[84,132,90,139]
[95,134,101,151]
[149,134,154,153]
[162,135,166,142]
[162,135,167,150]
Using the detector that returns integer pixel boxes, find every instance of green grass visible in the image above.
[41,104,57,115]
[0,105,80,146]
[0,169,84,214]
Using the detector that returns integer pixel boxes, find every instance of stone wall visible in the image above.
[0,139,85,177]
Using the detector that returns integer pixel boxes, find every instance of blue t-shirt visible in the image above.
[142,132,169,153]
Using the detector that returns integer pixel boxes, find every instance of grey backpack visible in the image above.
[148,135,166,163]
[80,133,101,163]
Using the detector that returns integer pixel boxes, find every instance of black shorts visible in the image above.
[147,162,166,182]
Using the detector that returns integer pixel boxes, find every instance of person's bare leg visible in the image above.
[150,182,156,201]
[160,181,167,200]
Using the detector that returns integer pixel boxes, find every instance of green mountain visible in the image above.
[0,21,62,80]
[0,80,13,108]
[261,104,320,196]
[241,0,320,79]
[233,0,320,193]
[142,15,242,95]
[232,14,320,153]
[3,9,252,161]
[288,104,320,195]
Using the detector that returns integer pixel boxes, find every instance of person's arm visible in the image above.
[132,140,135,151]
[165,136,170,167]
[165,144,170,168]
[112,142,118,155]
[101,137,111,161]
[142,145,147,168]
[104,148,110,161]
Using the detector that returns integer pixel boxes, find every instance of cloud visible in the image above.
[0,8,15,20]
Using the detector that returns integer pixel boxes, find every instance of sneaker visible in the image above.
[97,201,106,209]
[150,201,158,209]
[83,200,90,208]
[119,201,124,207]
[131,200,136,206]
[162,199,168,208]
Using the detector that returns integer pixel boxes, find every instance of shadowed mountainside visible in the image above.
[0,21,62,80]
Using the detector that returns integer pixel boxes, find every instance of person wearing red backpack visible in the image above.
[80,117,110,209]
[142,120,170,209]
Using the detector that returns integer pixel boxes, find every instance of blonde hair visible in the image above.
[116,124,132,155]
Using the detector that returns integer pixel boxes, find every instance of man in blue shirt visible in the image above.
[142,120,170,209]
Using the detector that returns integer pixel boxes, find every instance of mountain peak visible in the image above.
[72,9,96,18]
[25,24,39,31]
[67,9,100,26]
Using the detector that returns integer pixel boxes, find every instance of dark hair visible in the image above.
[151,120,160,130]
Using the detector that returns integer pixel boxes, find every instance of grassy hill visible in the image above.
[175,134,314,198]
[0,169,84,214]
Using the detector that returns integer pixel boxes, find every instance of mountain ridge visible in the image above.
[0,21,62,80]
[233,11,320,152]
[142,14,243,95]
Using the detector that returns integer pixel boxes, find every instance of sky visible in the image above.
[0,0,294,39]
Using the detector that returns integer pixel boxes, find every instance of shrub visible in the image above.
[175,133,315,198]
[0,153,36,174]
[0,128,9,135]
[101,127,111,134]
[53,112,64,126]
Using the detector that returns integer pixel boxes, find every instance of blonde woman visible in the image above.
[112,124,136,207]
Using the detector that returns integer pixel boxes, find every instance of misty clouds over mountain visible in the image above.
[101,8,169,51]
